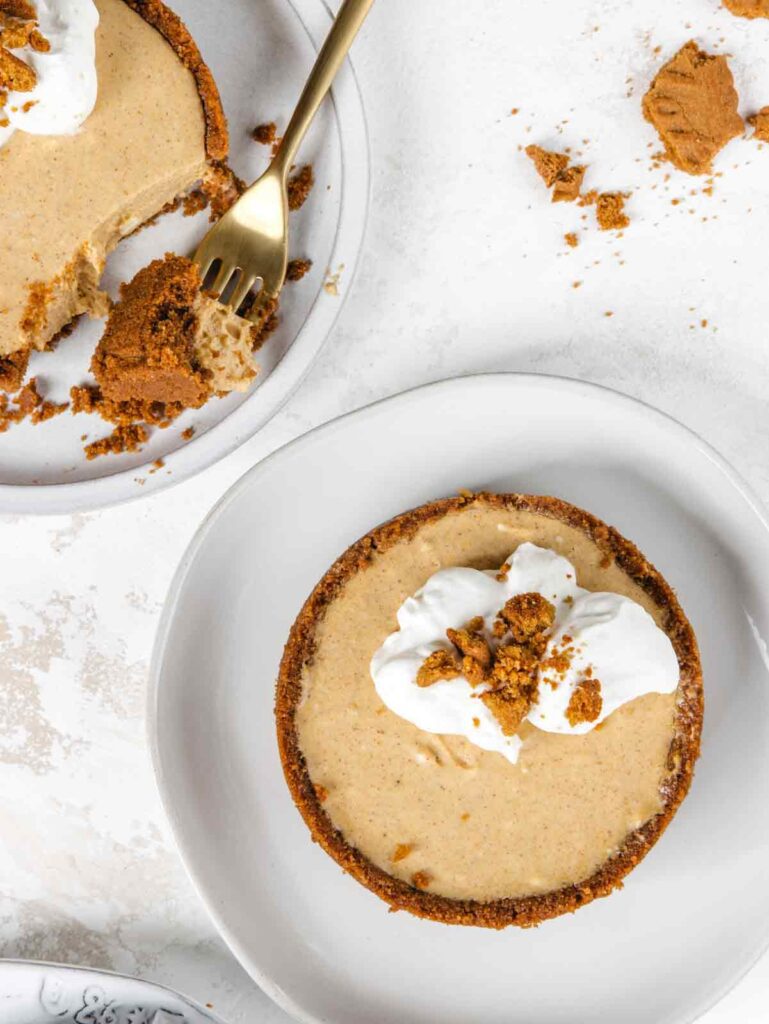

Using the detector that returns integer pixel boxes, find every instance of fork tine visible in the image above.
[210,263,235,299]
[195,256,214,283]
[229,274,258,315]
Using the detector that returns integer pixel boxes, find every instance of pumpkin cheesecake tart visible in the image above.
[0,0,228,391]
[276,493,703,928]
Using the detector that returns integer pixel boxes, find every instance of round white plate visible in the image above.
[150,373,769,1024]
[0,959,226,1024]
[0,0,369,515]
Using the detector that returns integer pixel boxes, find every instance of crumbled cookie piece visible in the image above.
[1,17,31,48]
[28,26,48,51]
[416,649,461,687]
[448,620,493,686]
[14,376,41,415]
[0,1,37,20]
[552,164,586,203]
[411,871,432,891]
[0,375,39,431]
[481,687,531,735]
[540,634,577,685]
[0,44,36,90]
[495,592,556,644]
[287,164,314,211]
[723,0,769,15]
[84,424,149,461]
[31,399,68,424]
[564,232,579,248]
[642,41,743,175]
[0,348,29,393]
[446,627,492,669]
[286,258,313,282]
[596,192,630,231]
[1,15,48,52]
[249,294,280,352]
[526,145,585,203]
[566,678,603,726]
[252,121,277,145]
[496,563,511,582]
[748,107,769,141]
[182,189,208,217]
[526,144,569,186]
[392,843,413,863]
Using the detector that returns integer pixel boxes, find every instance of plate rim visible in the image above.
[0,0,371,517]
[0,957,226,1023]
[148,371,769,1024]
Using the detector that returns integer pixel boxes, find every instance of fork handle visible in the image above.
[273,0,374,176]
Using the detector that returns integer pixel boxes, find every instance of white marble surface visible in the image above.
[1,0,769,1020]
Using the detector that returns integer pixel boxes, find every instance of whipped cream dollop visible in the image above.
[0,0,99,150]
[370,543,679,764]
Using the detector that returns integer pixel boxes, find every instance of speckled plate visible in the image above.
[0,960,227,1024]
[0,0,369,515]
[150,374,769,1024]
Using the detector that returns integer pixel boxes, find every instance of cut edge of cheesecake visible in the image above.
[275,491,704,929]
[1,0,229,386]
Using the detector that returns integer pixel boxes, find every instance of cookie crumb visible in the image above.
[596,192,630,231]
[566,678,603,726]
[287,164,315,211]
[84,424,149,461]
[416,649,461,687]
[182,189,208,217]
[526,144,585,203]
[411,871,432,891]
[252,121,277,145]
[552,165,586,203]
[495,592,555,644]
[564,232,579,248]
[0,43,35,91]
[748,107,769,141]
[286,258,313,282]
[392,843,413,863]
[446,626,492,671]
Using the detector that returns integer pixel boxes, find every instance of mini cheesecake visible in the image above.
[0,0,227,390]
[276,493,703,928]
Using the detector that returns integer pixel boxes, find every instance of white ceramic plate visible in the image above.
[0,0,369,515]
[150,373,769,1024]
[0,960,226,1024]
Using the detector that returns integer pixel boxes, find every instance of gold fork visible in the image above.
[193,0,374,318]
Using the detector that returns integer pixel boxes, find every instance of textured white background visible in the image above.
[1,0,769,1020]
